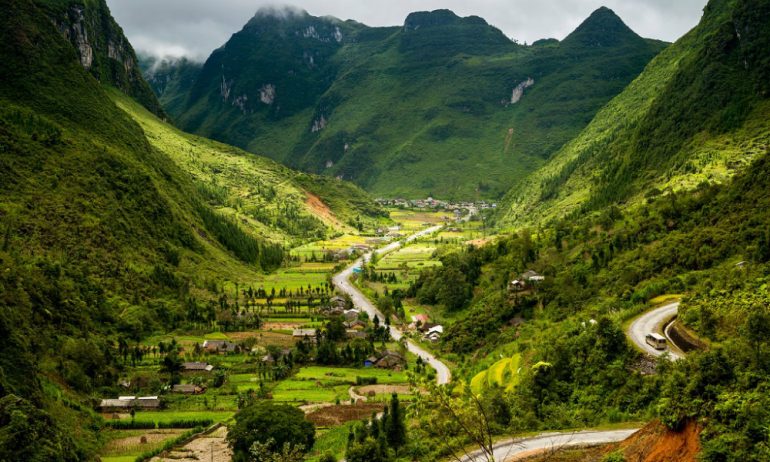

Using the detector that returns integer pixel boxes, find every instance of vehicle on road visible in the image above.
[646,333,667,350]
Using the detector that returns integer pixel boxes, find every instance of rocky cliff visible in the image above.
[39,0,166,118]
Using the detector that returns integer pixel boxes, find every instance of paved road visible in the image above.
[627,302,683,360]
[460,429,639,462]
[332,224,452,385]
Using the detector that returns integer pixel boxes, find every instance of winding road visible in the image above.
[461,429,639,462]
[330,222,670,460]
[627,302,684,360]
[332,224,452,385]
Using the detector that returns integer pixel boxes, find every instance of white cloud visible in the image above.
[107,0,708,59]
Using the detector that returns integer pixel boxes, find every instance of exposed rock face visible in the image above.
[220,75,232,101]
[259,84,276,105]
[43,0,166,118]
[510,78,535,104]
[311,115,328,132]
[56,6,93,69]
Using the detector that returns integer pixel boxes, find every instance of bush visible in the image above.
[356,376,377,385]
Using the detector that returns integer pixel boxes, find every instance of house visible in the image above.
[182,362,214,373]
[346,329,369,340]
[330,295,347,308]
[424,325,444,343]
[375,350,406,369]
[343,309,361,322]
[411,314,430,324]
[292,328,318,340]
[521,270,545,283]
[426,325,444,336]
[364,356,378,367]
[201,340,237,354]
[99,396,161,411]
[345,320,367,330]
[509,279,526,291]
[172,384,205,395]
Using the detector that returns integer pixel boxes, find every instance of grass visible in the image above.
[112,90,385,245]
[111,411,234,425]
[271,380,350,403]
[470,353,522,393]
[294,366,409,385]
[306,422,357,461]
[99,428,186,459]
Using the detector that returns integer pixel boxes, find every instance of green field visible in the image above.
[470,353,522,394]
[294,366,409,385]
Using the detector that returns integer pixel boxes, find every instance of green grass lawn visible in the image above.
[271,380,350,403]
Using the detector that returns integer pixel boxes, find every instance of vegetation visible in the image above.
[150,7,665,199]
[228,402,315,462]
[498,0,770,227]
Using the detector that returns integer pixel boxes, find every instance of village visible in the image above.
[96,208,466,462]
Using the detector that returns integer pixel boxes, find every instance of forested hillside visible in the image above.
[148,7,665,199]
[0,0,383,457]
[498,0,770,227]
[400,1,770,459]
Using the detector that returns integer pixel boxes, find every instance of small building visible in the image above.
[343,309,361,322]
[509,279,526,292]
[374,350,406,369]
[521,270,545,283]
[201,340,237,354]
[99,396,161,411]
[293,328,318,340]
[172,384,205,395]
[345,320,367,330]
[330,295,347,308]
[346,329,369,340]
[411,314,430,324]
[182,362,214,373]
[364,356,378,367]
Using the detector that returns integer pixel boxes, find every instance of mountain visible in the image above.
[151,7,666,199]
[0,0,383,456]
[36,0,166,118]
[497,0,770,226]
[139,55,203,117]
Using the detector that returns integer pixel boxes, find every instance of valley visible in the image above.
[1,0,770,461]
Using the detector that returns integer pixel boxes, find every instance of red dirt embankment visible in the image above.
[612,420,701,462]
[520,420,701,462]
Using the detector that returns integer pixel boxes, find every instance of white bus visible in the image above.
[646,333,667,350]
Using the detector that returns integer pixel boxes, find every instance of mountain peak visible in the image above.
[252,5,310,21]
[403,9,487,31]
[562,6,643,48]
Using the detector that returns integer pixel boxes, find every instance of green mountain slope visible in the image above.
[0,0,383,457]
[497,0,770,226]
[111,90,386,242]
[155,7,665,199]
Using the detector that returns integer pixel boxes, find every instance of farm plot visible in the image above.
[100,429,186,461]
[295,366,409,385]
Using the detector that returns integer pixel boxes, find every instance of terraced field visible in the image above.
[470,353,522,393]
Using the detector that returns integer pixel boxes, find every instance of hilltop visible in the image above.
[147,7,666,199]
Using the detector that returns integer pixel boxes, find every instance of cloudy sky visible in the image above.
[107,0,708,61]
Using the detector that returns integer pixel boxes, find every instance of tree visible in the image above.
[385,393,406,450]
[228,402,315,462]
[345,437,391,462]
[247,439,306,462]
[414,380,506,462]
[325,316,347,342]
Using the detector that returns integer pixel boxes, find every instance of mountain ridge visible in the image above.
[148,7,666,199]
